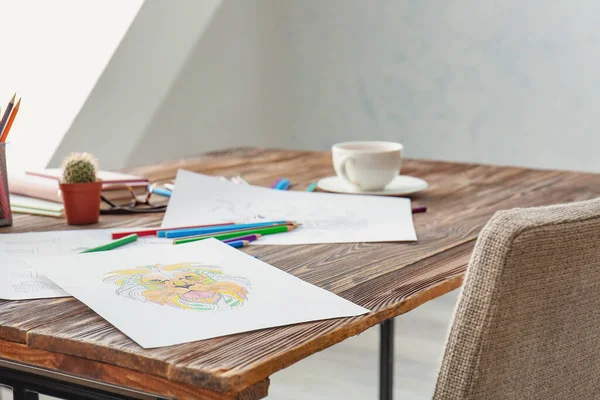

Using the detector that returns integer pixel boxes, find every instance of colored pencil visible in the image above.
[223,234,261,243]
[227,240,250,249]
[167,223,286,239]
[270,177,283,188]
[173,224,298,245]
[150,185,171,197]
[0,94,16,138]
[112,222,234,239]
[275,179,290,190]
[0,97,20,143]
[81,234,138,253]
[412,206,427,214]
[164,220,293,239]
[157,222,237,238]
[306,182,317,192]
[173,223,291,239]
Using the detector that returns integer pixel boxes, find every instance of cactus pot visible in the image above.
[59,181,102,225]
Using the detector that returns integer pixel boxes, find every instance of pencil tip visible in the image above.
[14,98,21,107]
[9,93,15,102]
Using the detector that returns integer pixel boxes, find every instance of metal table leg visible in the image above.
[0,360,167,400]
[12,385,39,400]
[379,319,394,400]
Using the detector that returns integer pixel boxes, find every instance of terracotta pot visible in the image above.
[59,181,102,225]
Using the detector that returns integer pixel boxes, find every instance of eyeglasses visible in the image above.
[100,182,171,215]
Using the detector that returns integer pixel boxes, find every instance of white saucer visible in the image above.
[317,175,428,196]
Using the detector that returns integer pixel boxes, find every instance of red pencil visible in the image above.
[111,222,234,240]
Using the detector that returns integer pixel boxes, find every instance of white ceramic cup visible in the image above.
[332,141,403,191]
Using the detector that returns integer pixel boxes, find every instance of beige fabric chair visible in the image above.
[434,198,600,399]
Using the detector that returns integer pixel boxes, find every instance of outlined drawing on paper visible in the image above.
[210,199,369,229]
[103,263,250,311]
[211,199,270,221]
[300,219,368,229]
[10,270,63,293]
[10,270,40,279]
[1,236,92,255]
[12,280,62,293]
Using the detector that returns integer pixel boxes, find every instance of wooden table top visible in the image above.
[2,147,600,399]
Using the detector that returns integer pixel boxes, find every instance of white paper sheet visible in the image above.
[25,239,369,348]
[161,170,417,245]
[0,229,173,300]
[0,258,69,300]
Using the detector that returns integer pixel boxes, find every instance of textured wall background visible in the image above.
[51,0,600,172]
[266,0,600,171]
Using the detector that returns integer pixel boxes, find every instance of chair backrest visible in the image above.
[434,198,600,399]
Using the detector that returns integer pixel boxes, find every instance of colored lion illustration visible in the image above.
[103,263,250,311]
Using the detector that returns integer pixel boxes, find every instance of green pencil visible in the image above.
[81,234,139,253]
[171,223,292,240]
[173,225,298,245]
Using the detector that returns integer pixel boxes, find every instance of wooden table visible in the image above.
[1,148,599,400]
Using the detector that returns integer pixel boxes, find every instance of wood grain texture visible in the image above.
[2,148,600,396]
[0,339,269,400]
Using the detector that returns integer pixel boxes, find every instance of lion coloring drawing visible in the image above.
[103,263,250,311]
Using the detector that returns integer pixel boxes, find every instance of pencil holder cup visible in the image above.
[0,143,12,227]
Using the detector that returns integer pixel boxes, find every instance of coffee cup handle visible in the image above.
[338,156,355,185]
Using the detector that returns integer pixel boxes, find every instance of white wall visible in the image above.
[50,0,600,173]
[266,0,600,172]
[125,0,277,167]
[48,0,223,170]
[0,0,143,172]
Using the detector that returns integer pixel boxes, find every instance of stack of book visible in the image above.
[9,170,149,218]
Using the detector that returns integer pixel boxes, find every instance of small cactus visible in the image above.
[61,153,98,184]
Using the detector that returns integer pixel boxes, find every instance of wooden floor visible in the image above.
[0,289,459,400]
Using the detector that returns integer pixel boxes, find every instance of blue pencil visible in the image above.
[227,240,249,249]
[275,179,290,190]
[150,185,171,198]
[306,182,317,192]
[157,222,234,237]
[164,220,292,239]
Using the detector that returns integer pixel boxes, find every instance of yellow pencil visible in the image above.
[0,98,20,143]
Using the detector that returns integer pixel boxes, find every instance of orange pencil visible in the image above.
[0,98,20,142]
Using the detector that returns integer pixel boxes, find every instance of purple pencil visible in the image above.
[223,234,262,243]
[270,177,283,188]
